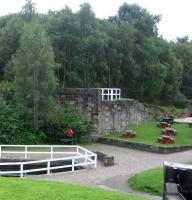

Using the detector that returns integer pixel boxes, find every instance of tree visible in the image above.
[159,44,183,105]
[176,36,189,44]
[118,3,160,38]
[21,0,36,22]
[13,19,58,130]
[172,40,192,99]
[46,7,81,88]
[0,15,24,80]
[0,1,191,107]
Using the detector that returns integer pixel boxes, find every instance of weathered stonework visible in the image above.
[98,100,153,135]
[58,88,154,136]
[97,137,192,154]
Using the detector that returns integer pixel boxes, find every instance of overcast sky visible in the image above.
[0,0,191,41]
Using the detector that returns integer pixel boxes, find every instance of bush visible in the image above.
[143,103,187,119]
[0,81,15,103]
[173,92,190,108]
[41,109,91,144]
[0,100,44,144]
[0,98,90,144]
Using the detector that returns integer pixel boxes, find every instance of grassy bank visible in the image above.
[129,168,163,196]
[0,177,149,200]
[129,162,192,196]
[105,121,192,147]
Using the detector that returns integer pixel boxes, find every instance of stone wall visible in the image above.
[98,100,153,135]
[58,88,154,136]
[97,137,192,154]
[59,88,101,134]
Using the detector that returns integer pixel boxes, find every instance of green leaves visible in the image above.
[41,110,91,143]
[13,19,58,130]
[0,101,44,144]
[0,0,191,108]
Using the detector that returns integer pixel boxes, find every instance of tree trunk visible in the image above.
[33,64,38,130]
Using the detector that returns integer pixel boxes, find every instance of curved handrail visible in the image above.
[0,145,97,177]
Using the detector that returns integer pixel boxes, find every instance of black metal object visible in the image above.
[177,170,192,200]
[163,162,192,200]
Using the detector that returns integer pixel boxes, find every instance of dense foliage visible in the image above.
[0,1,92,144]
[13,18,58,130]
[41,109,91,143]
[0,1,191,107]
[0,98,89,144]
[0,100,44,144]
[0,0,192,144]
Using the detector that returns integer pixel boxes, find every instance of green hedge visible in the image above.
[0,101,44,144]
[41,109,91,143]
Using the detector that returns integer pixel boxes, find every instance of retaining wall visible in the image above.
[58,88,154,136]
[97,137,192,154]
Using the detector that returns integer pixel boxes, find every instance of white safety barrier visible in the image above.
[0,145,97,178]
[101,88,121,101]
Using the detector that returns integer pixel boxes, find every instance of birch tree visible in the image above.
[13,19,58,130]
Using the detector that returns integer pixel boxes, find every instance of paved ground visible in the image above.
[174,117,192,123]
[28,144,192,200]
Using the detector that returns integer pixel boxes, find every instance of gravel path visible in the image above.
[28,144,192,199]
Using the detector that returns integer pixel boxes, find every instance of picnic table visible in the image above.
[122,130,136,138]
[161,128,177,136]
[158,135,175,144]
[158,122,171,129]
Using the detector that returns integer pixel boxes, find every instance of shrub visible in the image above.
[0,100,44,144]
[173,92,190,108]
[0,81,15,103]
[41,109,91,144]
[143,103,187,119]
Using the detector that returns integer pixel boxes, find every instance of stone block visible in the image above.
[103,156,114,166]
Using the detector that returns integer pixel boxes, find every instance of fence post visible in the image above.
[51,147,53,158]
[24,146,27,159]
[85,151,88,164]
[20,164,24,178]
[47,161,50,175]
[72,158,75,172]
[76,146,79,157]
[0,146,1,158]
[94,154,97,169]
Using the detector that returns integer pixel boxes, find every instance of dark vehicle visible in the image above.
[163,161,192,200]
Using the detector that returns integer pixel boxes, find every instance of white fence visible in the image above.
[0,145,97,178]
[101,88,121,101]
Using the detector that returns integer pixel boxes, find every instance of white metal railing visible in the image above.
[101,88,121,101]
[0,145,97,178]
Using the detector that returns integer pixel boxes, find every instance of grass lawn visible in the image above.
[105,121,192,146]
[0,177,149,200]
[129,168,163,196]
[128,162,192,196]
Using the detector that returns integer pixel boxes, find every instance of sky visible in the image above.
[0,0,192,41]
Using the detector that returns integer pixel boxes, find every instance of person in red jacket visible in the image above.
[66,128,74,137]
